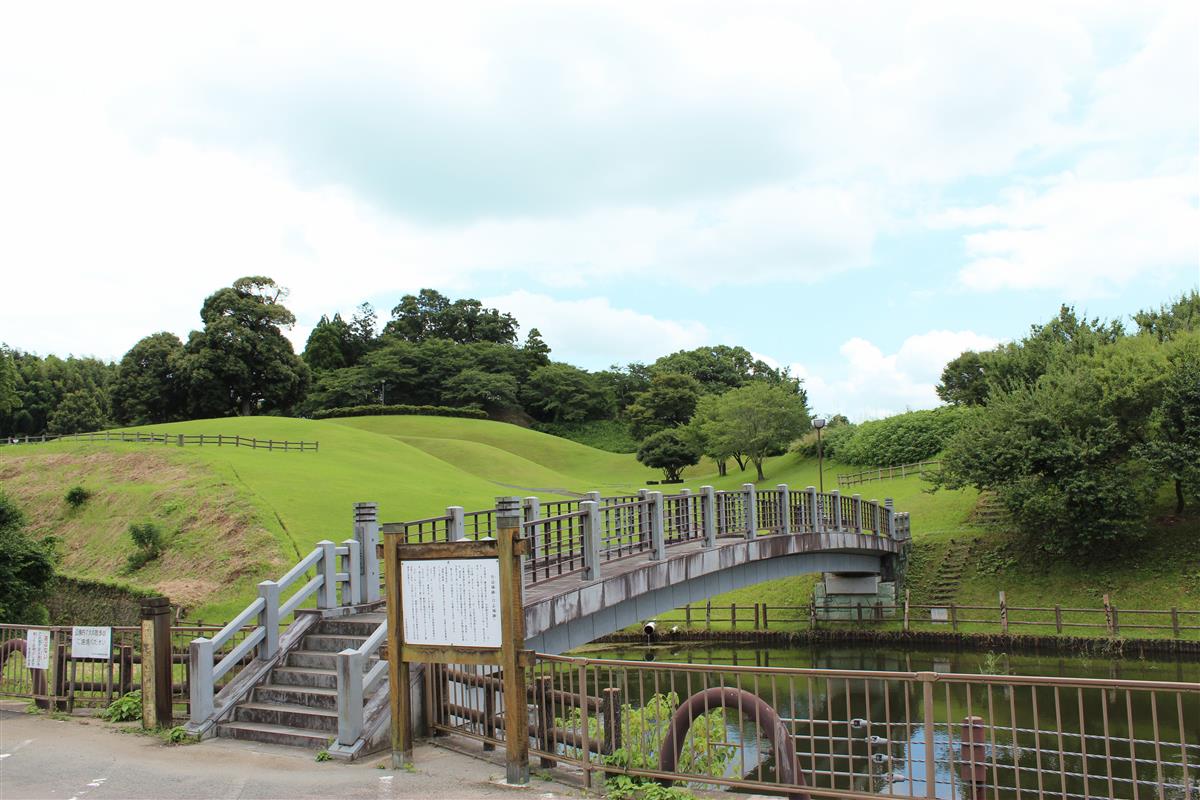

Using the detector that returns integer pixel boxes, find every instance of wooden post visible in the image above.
[999,591,1008,635]
[903,588,910,632]
[1103,594,1114,636]
[384,526,410,767]
[762,604,769,630]
[601,687,622,755]
[1055,605,1063,635]
[1171,608,1180,638]
[684,604,692,628]
[496,497,530,786]
[731,602,737,630]
[706,601,712,630]
[950,603,958,632]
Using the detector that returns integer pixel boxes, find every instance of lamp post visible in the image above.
[813,417,827,494]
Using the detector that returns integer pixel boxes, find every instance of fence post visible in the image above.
[648,491,665,560]
[336,649,364,746]
[176,434,183,447]
[776,484,790,535]
[999,591,1008,635]
[806,486,820,532]
[1171,608,1180,638]
[344,539,361,606]
[582,500,602,581]
[1055,605,1063,634]
[700,486,717,548]
[830,489,842,531]
[139,596,172,728]
[904,588,911,632]
[950,603,958,631]
[318,540,338,608]
[1103,594,1114,635]
[743,483,757,540]
[354,503,380,604]
[258,580,280,659]
[446,506,465,542]
[189,637,215,724]
[852,494,862,533]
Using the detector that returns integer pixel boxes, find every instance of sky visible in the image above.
[1,2,1197,420]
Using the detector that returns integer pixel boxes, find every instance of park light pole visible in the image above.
[813,417,827,494]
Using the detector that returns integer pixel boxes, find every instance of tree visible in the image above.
[1134,291,1200,343]
[521,363,611,423]
[703,382,809,481]
[686,395,739,476]
[443,369,519,412]
[302,314,351,371]
[626,372,702,439]
[47,389,107,434]
[0,346,20,421]
[383,289,518,345]
[110,332,186,424]
[0,491,54,624]
[936,350,989,406]
[179,276,310,417]
[636,428,702,482]
[651,345,783,394]
[1137,333,1200,512]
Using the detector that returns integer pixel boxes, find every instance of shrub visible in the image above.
[99,690,142,722]
[0,490,54,624]
[532,420,639,453]
[826,407,975,467]
[125,522,165,572]
[311,403,487,421]
[65,486,92,508]
[636,429,702,482]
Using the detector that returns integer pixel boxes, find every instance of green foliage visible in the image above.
[315,750,332,762]
[532,420,639,453]
[637,429,702,481]
[1,349,115,438]
[47,389,107,434]
[442,369,519,411]
[99,690,142,722]
[0,346,20,418]
[164,725,193,744]
[649,345,785,394]
[830,407,974,467]
[125,521,166,572]
[1134,290,1200,342]
[110,332,187,425]
[694,382,809,480]
[311,403,488,421]
[606,775,696,800]
[65,485,92,508]
[383,288,517,345]
[626,372,702,439]
[521,363,612,423]
[1136,332,1200,512]
[0,491,54,624]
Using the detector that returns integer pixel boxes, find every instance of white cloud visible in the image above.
[777,330,1002,421]
[483,291,708,369]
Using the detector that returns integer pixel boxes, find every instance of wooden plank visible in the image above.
[400,645,504,666]
[498,516,530,784]
[394,541,500,560]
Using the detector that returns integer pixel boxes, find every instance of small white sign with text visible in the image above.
[401,559,502,648]
[25,629,50,669]
[71,626,112,660]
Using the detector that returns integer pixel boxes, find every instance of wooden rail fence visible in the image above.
[836,459,940,487]
[1,431,318,452]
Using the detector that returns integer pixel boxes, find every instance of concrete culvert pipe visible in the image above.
[643,621,657,637]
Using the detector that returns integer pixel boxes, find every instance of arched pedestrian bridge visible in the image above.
[379,484,910,653]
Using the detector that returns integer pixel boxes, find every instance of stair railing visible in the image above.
[334,620,389,748]
[188,538,361,727]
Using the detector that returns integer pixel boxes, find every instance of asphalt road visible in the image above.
[0,710,575,800]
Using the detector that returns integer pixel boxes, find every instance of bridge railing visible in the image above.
[430,652,1199,800]
[332,620,389,751]
[186,537,360,731]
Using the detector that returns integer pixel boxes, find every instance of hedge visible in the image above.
[311,403,488,421]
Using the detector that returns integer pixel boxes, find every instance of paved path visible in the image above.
[0,709,576,800]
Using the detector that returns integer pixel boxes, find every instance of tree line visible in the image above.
[0,278,811,481]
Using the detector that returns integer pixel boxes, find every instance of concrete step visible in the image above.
[286,648,379,670]
[217,720,331,749]
[301,633,370,652]
[318,614,385,636]
[272,666,338,689]
[234,700,339,733]
[255,684,339,710]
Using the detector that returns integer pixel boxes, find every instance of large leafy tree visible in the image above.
[650,345,784,394]
[1134,290,1200,342]
[625,372,703,439]
[443,369,519,412]
[0,491,55,624]
[1137,332,1200,513]
[383,288,517,345]
[110,332,186,424]
[636,428,702,482]
[0,346,19,421]
[180,276,310,417]
[701,381,809,481]
[521,363,611,423]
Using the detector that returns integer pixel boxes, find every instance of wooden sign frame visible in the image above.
[384,498,530,785]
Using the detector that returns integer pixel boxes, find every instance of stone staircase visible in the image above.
[970,491,1011,527]
[218,612,386,748]
[929,538,978,606]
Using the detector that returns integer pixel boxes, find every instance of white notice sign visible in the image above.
[71,626,112,660]
[25,629,50,669]
[402,559,502,647]
[930,608,949,624]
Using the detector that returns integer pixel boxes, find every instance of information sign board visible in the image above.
[71,626,112,660]
[401,559,502,647]
[25,629,50,669]
[930,608,949,624]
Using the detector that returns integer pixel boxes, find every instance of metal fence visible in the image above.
[430,652,1200,799]
[0,431,318,451]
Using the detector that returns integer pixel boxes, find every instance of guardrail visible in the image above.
[837,459,940,487]
[382,485,910,591]
[431,652,1200,799]
[1,431,318,451]
[334,621,389,748]
[187,538,360,728]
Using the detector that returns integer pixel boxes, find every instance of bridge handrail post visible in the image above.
[343,539,361,606]
[830,489,842,531]
[884,498,896,539]
[743,483,757,540]
[257,580,280,659]
[581,500,602,580]
[354,502,380,604]
[523,497,541,563]
[852,494,863,533]
[806,486,820,533]
[335,648,365,746]
[648,491,665,560]
[679,488,692,538]
[447,506,465,542]
[318,540,338,608]
[188,637,215,724]
[776,485,790,535]
[699,486,716,548]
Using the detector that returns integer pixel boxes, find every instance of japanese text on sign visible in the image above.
[25,629,50,669]
[401,559,502,647]
[71,626,112,660]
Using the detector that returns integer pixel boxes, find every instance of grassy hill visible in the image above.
[3,414,1196,632]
